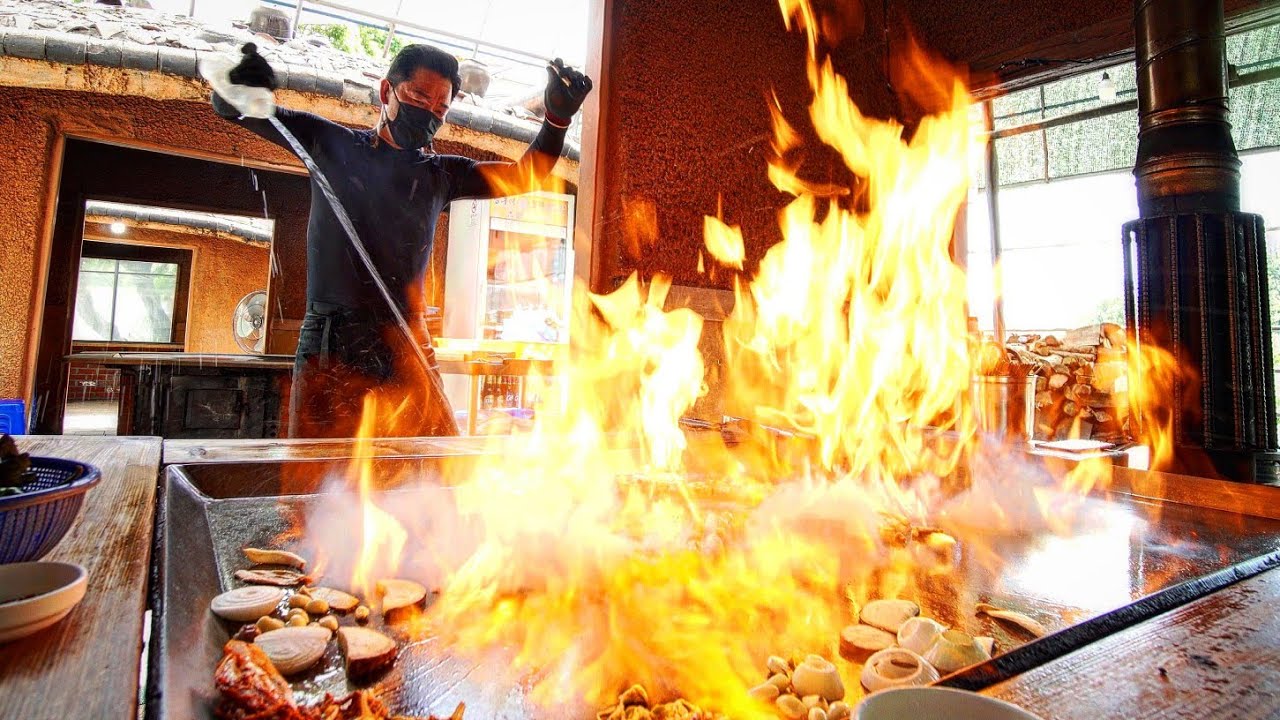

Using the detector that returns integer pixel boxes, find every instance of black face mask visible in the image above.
[384,88,444,150]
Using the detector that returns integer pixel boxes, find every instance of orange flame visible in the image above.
[297,0,1185,715]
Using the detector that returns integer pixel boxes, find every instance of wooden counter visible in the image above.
[0,436,163,720]
[68,352,292,438]
[982,566,1280,719]
[4,435,1277,719]
[68,352,295,370]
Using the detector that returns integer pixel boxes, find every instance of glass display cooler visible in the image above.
[439,192,574,434]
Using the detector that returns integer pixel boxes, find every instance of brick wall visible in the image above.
[65,364,119,402]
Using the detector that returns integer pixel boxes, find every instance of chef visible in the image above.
[211,43,591,438]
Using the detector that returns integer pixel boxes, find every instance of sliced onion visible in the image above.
[859,647,940,693]
[791,654,845,702]
[858,599,920,633]
[210,586,286,622]
[922,629,991,673]
[839,623,896,661]
[896,616,947,655]
[254,625,331,675]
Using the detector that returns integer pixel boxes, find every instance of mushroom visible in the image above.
[210,586,286,622]
[838,624,895,662]
[243,548,307,570]
[308,587,360,613]
[235,569,308,587]
[337,626,398,679]
[922,629,991,673]
[859,647,940,693]
[896,616,947,655]
[976,602,1048,638]
[253,625,331,675]
[858,599,920,633]
[790,655,844,702]
[377,578,426,614]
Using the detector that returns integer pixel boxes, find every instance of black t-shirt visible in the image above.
[214,99,564,314]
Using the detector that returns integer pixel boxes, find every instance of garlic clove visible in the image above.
[776,694,807,720]
[748,682,781,703]
[896,616,947,655]
[922,629,992,673]
[859,647,941,693]
[791,655,845,702]
[767,655,792,676]
[858,599,920,633]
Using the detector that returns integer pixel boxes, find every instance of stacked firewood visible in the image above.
[1003,323,1130,442]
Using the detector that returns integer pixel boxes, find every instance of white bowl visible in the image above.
[0,562,88,644]
[856,686,1044,720]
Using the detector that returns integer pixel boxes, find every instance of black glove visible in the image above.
[544,58,592,127]
[229,43,276,90]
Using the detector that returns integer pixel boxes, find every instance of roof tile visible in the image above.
[156,45,197,78]
[314,72,344,98]
[119,43,158,72]
[84,37,123,68]
[44,32,87,66]
[3,29,48,61]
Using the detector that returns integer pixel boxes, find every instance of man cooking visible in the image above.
[211,43,592,438]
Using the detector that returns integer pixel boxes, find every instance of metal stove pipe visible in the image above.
[1134,0,1240,215]
[1126,0,1279,483]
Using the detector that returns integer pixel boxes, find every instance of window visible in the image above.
[965,21,1280,337]
[72,243,192,345]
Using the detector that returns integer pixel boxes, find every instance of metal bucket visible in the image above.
[972,374,1037,443]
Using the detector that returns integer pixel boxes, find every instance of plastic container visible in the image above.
[0,400,25,435]
[199,52,275,119]
[0,457,101,563]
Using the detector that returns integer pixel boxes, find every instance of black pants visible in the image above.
[287,302,459,438]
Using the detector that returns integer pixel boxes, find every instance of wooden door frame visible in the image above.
[574,0,614,294]
[29,138,304,434]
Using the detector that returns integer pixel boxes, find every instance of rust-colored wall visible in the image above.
[83,223,272,354]
[0,85,310,404]
[593,0,1266,292]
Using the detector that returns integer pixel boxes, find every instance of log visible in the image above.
[1048,374,1070,390]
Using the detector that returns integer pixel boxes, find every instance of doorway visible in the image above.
[32,139,312,435]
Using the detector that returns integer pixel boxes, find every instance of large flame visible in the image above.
[294,1,1176,716]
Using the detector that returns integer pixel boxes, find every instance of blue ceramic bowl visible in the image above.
[0,457,101,564]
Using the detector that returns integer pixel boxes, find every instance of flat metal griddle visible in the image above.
[145,454,1280,719]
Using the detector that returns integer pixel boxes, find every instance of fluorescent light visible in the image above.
[110,221,127,235]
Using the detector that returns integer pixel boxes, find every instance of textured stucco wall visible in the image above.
[0,85,308,403]
[83,223,272,354]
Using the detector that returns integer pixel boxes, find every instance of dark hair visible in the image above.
[387,44,462,97]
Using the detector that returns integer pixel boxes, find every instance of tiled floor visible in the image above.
[63,400,118,435]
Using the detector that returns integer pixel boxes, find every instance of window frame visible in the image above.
[73,241,193,348]
[970,36,1280,335]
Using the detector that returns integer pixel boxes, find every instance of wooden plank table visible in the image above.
[982,565,1280,719]
[0,436,163,720]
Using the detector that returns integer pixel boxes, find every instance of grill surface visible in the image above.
[146,455,1280,719]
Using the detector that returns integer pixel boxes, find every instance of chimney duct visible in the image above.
[1124,0,1279,483]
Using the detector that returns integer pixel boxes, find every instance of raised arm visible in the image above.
[450,58,593,200]
[207,43,331,155]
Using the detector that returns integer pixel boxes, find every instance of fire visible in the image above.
[294,0,1183,716]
